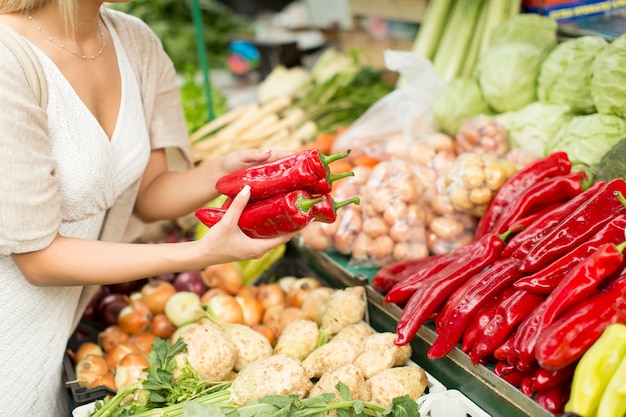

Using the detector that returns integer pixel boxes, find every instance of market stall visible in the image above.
[64,1,626,417]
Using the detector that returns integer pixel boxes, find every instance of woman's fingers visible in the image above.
[220,184,250,227]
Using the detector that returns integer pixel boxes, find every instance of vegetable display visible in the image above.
[374,148,626,414]
[69,267,430,417]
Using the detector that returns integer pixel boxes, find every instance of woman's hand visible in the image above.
[218,149,292,176]
[196,184,295,264]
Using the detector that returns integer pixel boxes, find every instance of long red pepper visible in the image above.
[521,180,626,273]
[428,257,524,359]
[384,242,481,305]
[393,228,517,346]
[469,289,545,366]
[494,360,526,387]
[460,287,515,354]
[490,171,586,236]
[501,180,606,259]
[520,373,537,397]
[534,384,570,415]
[473,151,572,240]
[371,255,444,294]
[310,194,360,223]
[195,190,324,238]
[532,363,577,392]
[215,148,352,200]
[514,214,626,294]
[535,274,626,371]
[511,242,626,371]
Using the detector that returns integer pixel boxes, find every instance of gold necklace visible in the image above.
[27,13,106,60]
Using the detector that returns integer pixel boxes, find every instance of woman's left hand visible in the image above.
[218,149,292,175]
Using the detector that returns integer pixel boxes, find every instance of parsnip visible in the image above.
[367,366,428,408]
[188,103,255,143]
[229,354,314,406]
[320,286,367,336]
[219,322,273,372]
[274,319,320,360]
[302,340,361,378]
[308,363,371,402]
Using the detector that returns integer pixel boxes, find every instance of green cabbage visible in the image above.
[538,36,608,114]
[477,42,545,113]
[496,102,573,158]
[489,14,558,54]
[433,77,492,136]
[545,113,626,171]
[591,33,626,119]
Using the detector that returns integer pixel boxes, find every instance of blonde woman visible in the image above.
[0,1,292,415]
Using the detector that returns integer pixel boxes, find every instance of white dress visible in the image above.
[0,20,150,417]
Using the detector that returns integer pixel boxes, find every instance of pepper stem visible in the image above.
[299,196,325,212]
[333,196,361,210]
[615,191,626,208]
[498,225,525,242]
[319,149,351,167]
[328,171,355,183]
[616,240,626,255]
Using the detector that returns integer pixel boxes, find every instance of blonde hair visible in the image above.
[0,0,78,32]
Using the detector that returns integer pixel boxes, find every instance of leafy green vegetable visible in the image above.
[489,13,557,53]
[591,33,626,119]
[292,64,393,134]
[594,137,626,182]
[496,101,573,158]
[538,36,608,114]
[545,113,626,172]
[108,0,251,71]
[92,338,232,417]
[476,42,546,113]
[433,77,492,136]
[178,66,227,135]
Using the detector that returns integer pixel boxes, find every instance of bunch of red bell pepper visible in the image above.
[375,151,626,415]
[195,148,359,238]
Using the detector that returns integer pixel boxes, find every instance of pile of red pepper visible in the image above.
[195,148,360,238]
[373,151,626,414]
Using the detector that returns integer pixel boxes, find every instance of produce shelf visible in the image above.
[289,239,553,417]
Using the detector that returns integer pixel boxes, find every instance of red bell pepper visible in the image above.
[490,171,586,236]
[371,255,444,294]
[195,190,324,238]
[428,257,524,359]
[511,241,626,371]
[215,148,352,200]
[501,180,606,259]
[393,228,517,346]
[473,151,572,240]
[469,289,545,366]
[514,214,626,294]
[520,179,626,273]
[311,194,360,223]
[535,274,626,371]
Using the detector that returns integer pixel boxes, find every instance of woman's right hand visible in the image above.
[196,185,295,265]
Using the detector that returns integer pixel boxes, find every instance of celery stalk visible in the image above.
[411,0,455,61]
[434,0,485,82]
[460,0,489,78]
[477,0,509,57]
